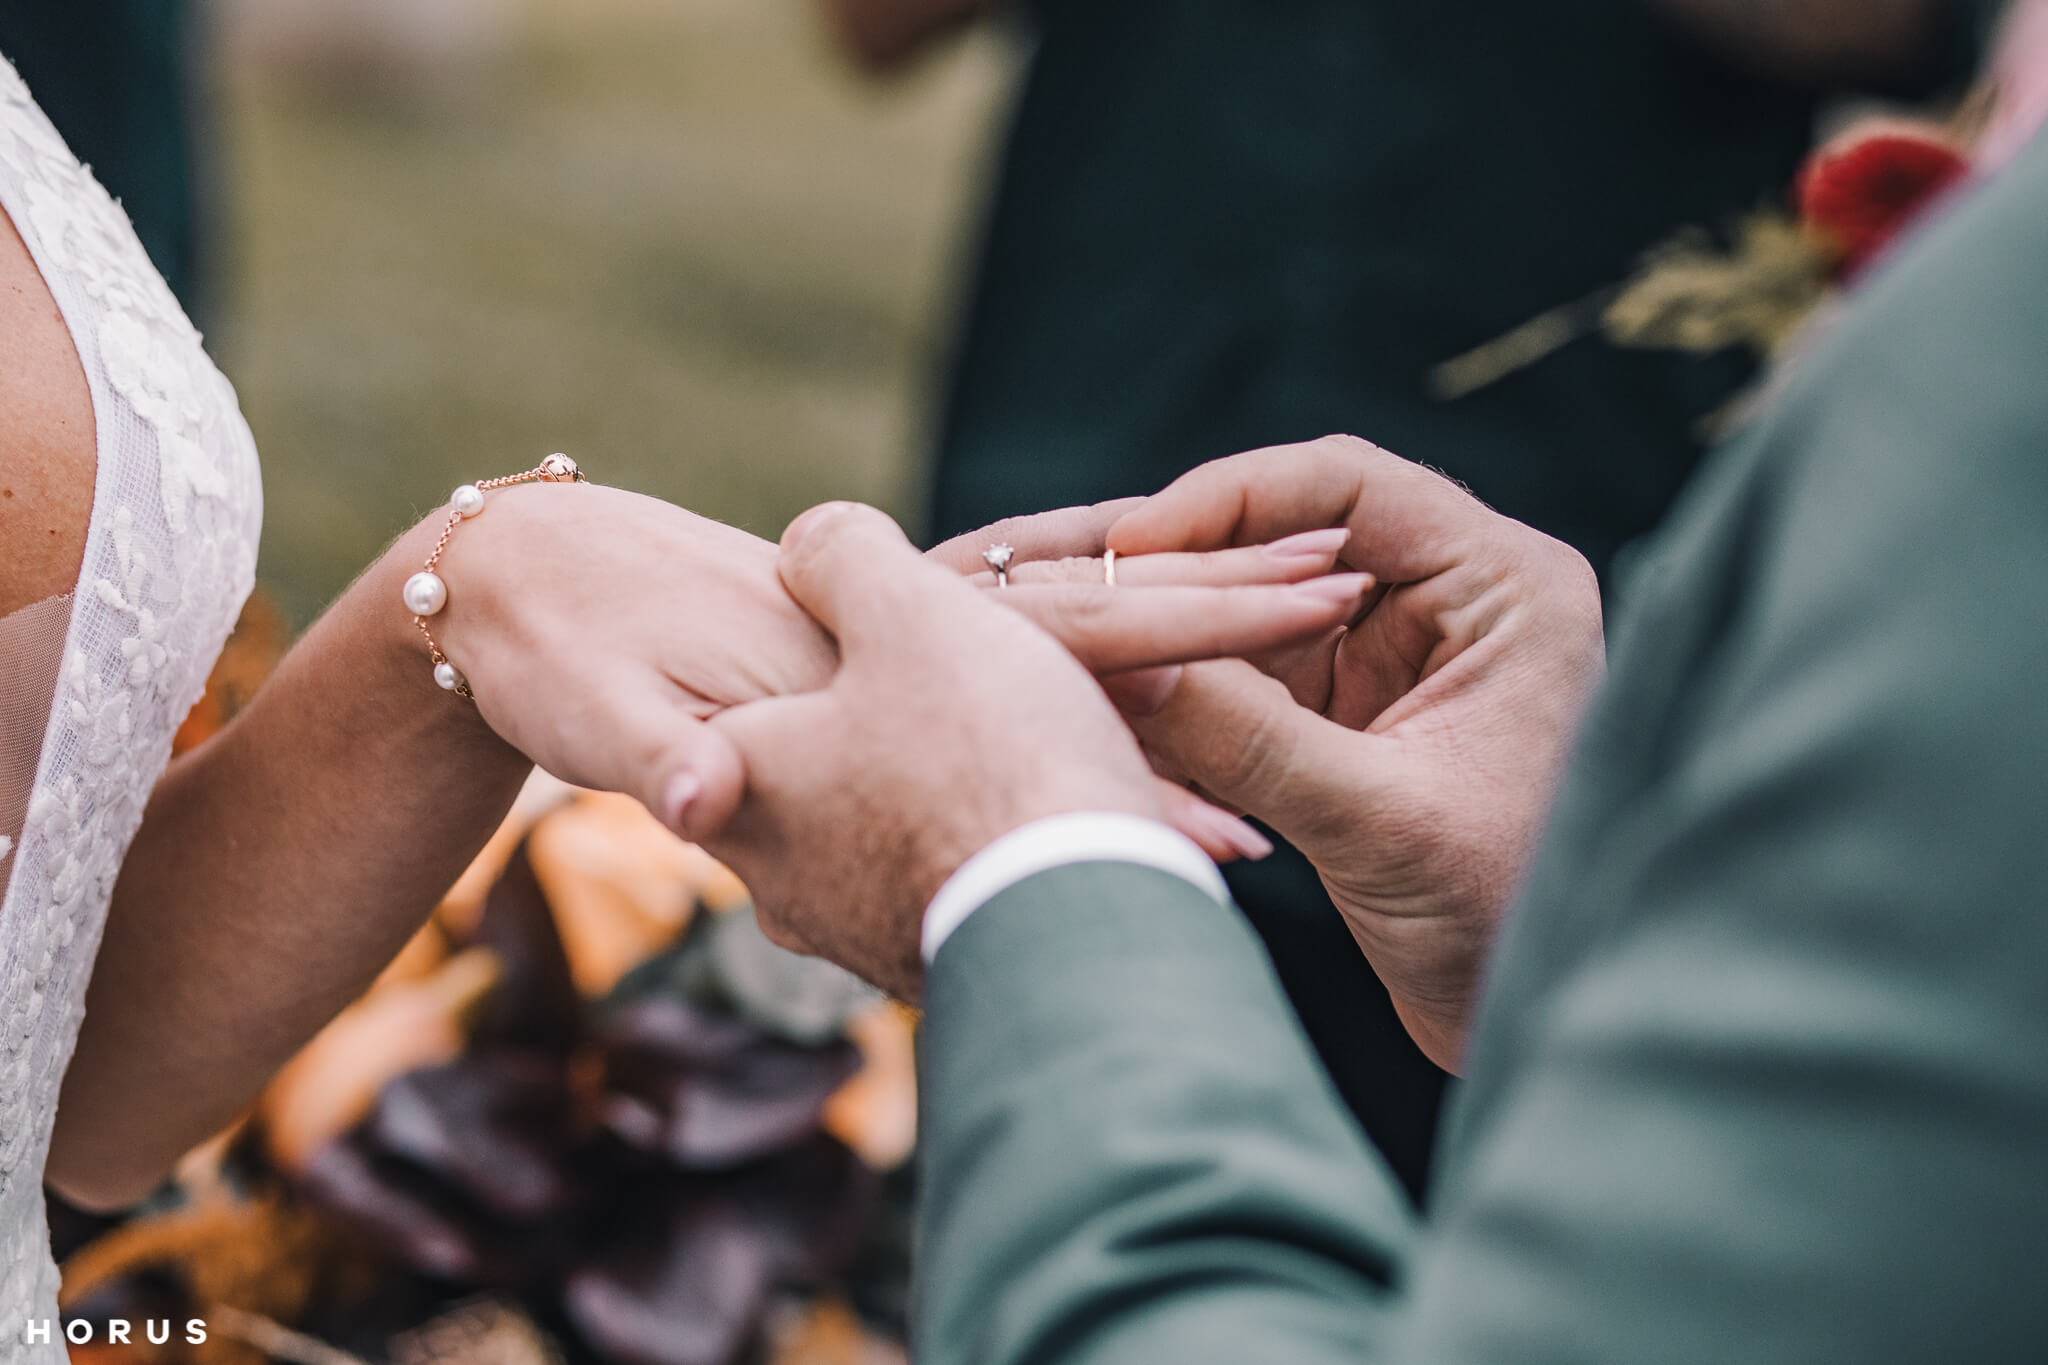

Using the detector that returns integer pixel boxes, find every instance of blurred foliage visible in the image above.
[212,0,1015,624]
[60,781,918,1365]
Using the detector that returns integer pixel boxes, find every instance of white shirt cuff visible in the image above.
[921,811,1230,964]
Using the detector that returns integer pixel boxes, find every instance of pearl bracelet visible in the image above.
[403,452,587,698]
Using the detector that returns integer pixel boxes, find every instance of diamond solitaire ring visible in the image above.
[983,543,1015,588]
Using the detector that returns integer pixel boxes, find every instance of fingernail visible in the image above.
[1189,803,1274,861]
[1103,664,1183,716]
[1291,571,1376,605]
[661,770,702,832]
[1263,528,1351,561]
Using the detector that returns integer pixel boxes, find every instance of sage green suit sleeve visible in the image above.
[914,135,2048,1365]
[916,862,1416,1364]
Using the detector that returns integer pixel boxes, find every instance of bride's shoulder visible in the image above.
[0,50,261,601]
[0,184,92,619]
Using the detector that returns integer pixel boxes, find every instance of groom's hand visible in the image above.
[1106,436,1607,1069]
[677,502,1169,1001]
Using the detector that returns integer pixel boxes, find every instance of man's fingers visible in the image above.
[1127,657,1383,849]
[781,502,972,651]
[997,574,1373,675]
[926,498,1143,575]
[1106,434,1493,584]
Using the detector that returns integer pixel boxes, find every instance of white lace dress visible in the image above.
[0,57,263,1354]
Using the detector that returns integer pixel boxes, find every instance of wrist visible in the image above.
[370,512,524,763]
[922,811,1225,964]
[914,780,1165,924]
[395,473,597,705]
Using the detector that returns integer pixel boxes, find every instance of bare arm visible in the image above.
[815,0,1000,71]
[46,521,531,1210]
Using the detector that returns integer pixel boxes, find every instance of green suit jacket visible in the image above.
[914,129,2048,1363]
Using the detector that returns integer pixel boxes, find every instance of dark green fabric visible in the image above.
[0,0,201,312]
[930,0,1826,570]
[925,0,1989,1196]
[915,128,2048,1362]
[1220,837,1446,1202]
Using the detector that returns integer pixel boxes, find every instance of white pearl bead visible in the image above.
[451,484,486,518]
[433,661,465,692]
[403,570,448,616]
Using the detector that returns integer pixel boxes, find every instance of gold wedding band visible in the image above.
[1103,548,1118,586]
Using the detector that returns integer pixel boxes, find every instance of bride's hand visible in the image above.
[412,484,1368,850]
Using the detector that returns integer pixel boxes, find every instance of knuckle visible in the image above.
[783,500,861,551]
[785,500,893,566]
[1527,537,1603,628]
[1313,433,1383,459]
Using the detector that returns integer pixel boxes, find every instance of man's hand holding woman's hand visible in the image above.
[427,439,1603,1049]
[421,481,1366,892]
[672,503,1182,1000]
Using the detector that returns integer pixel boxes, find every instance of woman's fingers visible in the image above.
[645,712,748,838]
[926,499,1143,575]
[977,527,1351,592]
[1151,777,1273,863]
[518,675,750,840]
[995,575,1374,675]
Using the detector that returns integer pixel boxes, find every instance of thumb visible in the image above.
[638,702,747,841]
[666,689,828,846]
[1127,657,1383,852]
[781,501,969,652]
[476,678,748,842]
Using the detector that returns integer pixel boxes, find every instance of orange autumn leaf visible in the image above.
[257,947,501,1173]
[172,589,290,756]
[526,790,724,996]
[822,1002,918,1171]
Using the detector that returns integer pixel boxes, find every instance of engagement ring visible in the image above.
[983,543,1015,588]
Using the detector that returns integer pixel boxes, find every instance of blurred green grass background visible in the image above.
[215,0,1014,624]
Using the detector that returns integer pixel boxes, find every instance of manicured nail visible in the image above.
[1103,665,1184,716]
[1188,803,1274,861]
[1263,528,1351,561]
[661,770,702,832]
[1291,572,1375,606]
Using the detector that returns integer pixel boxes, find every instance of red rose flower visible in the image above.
[1795,131,1969,280]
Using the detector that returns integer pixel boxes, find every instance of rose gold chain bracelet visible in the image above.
[401,452,587,700]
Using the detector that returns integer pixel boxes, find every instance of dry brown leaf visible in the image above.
[1601,213,1833,358]
[172,590,291,757]
[766,1298,906,1365]
[821,1003,918,1171]
[526,792,708,996]
[436,772,581,938]
[60,1191,376,1365]
[259,948,501,1172]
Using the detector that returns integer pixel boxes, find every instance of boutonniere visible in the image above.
[1428,117,1975,435]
